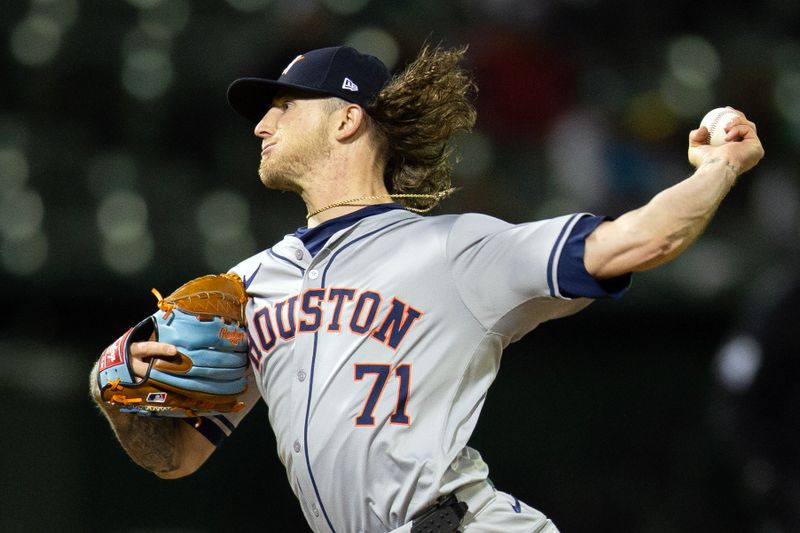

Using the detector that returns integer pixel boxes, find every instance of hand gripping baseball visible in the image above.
[688,107,765,176]
[97,274,249,418]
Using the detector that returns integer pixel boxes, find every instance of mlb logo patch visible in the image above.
[146,392,168,403]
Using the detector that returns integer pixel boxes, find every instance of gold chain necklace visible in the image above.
[305,189,456,220]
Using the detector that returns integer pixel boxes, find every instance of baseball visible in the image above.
[699,107,742,146]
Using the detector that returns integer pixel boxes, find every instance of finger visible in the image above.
[130,341,178,359]
[130,357,150,378]
[689,127,708,144]
[724,114,757,134]
[726,124,757,141]
[129,341,178,379]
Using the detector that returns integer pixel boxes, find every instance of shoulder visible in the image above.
[361,210,508,235]
[360,211,582,244]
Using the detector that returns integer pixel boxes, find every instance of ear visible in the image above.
[333,104,366,142]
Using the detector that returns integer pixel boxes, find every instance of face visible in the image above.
[254,90,333,193]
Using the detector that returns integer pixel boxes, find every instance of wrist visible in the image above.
[698,157,740,185]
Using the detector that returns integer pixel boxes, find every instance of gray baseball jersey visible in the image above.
[192,204,628,532]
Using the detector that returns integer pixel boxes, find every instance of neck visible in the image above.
[301,146,392,227]
[304,190,394,228]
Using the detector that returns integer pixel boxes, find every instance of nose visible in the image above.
[254,107,281,138]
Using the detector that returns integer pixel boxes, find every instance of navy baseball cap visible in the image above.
[227,46,391,123]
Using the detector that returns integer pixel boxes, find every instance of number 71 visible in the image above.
[354,363,411,426]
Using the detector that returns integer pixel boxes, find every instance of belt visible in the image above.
[409,480,495,533]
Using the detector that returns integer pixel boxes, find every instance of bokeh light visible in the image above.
[0,148,30,192]
[121,48,174,100]
[31,0,80,30]
[0,188,44,240]
[667,35,721,88]
[96,190,149,242]
[714,335,763,393]
[10,15,62,67]
[345,27,400,70]
[138,0,190,39]
[101,231,155,275]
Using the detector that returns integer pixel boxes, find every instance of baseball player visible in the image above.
[90,44,764,532]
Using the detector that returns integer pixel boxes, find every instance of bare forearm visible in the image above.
[586,158,738,278]
[585,110,763,279]
[90,362,184,477]
[641,158,737,261]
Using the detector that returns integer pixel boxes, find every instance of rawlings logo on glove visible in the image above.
[97,273,249,420]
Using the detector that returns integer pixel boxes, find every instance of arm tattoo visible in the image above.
[90,362,184,474]
[115,415,183,474]
[699,157,740,181]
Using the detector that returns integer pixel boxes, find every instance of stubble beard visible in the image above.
[258,124,331,195]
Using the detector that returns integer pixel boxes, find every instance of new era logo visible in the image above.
[342,77,358,92]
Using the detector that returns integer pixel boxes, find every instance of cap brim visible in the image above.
[227,78,330,123]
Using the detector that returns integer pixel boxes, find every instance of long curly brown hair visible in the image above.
[366,44,477,211]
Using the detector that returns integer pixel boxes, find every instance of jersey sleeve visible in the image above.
[556,215,632,299]
[182,367,260,446]
[446,212,627,340]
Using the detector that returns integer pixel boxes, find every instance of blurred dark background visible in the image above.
[1,0,798,532]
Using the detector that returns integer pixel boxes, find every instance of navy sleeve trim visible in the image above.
[547,214,582,297]
[214,414,236,432]
[183,417,226,447]
[557,215,632,299]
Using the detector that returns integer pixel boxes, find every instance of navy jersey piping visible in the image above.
[546,213,580,297]
[214,414,236,432]
[243,264,261,289]
[268,248,306,275]
[302,217,410,533]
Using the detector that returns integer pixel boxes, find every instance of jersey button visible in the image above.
[294,249,303,260]
[308,269,319,279]
[311,503,320,517]
[297,370,307,382]
[293,440,301,453]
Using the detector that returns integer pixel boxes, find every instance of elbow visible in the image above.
[152,458,203,479]
[155,468,195,480]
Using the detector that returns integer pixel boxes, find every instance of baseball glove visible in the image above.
[97,273,249,419]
